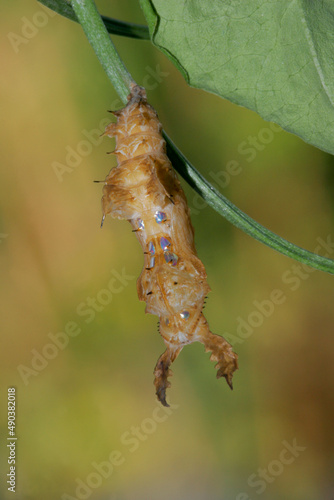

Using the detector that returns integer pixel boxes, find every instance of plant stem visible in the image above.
[166,135,334,274]
[42,0,334,275]
[37,0,150,39]
[71,0,135,104]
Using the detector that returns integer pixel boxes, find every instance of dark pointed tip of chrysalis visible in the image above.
[100,215,105,228]
[157,389,169,408]
[225,375,233,391]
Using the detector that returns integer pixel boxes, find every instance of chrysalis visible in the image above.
[101,84,238,406]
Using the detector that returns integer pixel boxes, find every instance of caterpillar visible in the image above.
[101,84,238,406]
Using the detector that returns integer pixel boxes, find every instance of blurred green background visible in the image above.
[1,1,334,499]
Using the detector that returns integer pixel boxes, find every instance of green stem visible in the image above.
[70,0,135,103]
[166,136,334,274]
[38,0,149,39]
[42,0,334,275]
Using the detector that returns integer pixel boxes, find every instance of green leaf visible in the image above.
[140,0,334,155]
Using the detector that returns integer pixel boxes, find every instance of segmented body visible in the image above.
[101,85,238,406]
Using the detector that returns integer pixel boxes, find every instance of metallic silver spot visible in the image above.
[155,211,167,224]
[164,251,178,266]
[137,218,145,230]
[148,241,155,255]
[160,236,171,250]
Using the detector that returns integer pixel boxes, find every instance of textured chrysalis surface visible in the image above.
[101,84,238,406]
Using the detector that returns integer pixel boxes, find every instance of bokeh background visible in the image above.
[1,1,334,499]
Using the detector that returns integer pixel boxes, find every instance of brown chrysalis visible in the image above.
[101,84,238,406]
